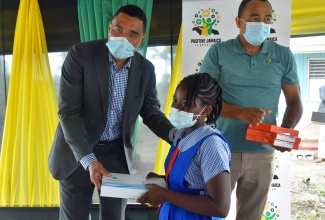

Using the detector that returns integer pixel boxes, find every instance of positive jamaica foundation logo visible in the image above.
[267,9,278,42]
[190,8,222,47]
[192,8,220,37]
[194,60,203,73]
[262,201,281,220]
[271,156,281,190]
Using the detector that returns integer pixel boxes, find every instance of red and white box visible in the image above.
[246,124,300,150]
[246,128,300,143]
[246,134,300,150]
[248,124,299,136]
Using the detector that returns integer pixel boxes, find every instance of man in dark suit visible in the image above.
[48,5,175,220]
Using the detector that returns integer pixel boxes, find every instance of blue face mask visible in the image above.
[241,19,271,46]
[169,106,206,129]
[106,37,135,59]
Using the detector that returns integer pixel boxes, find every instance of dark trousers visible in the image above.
[59,138,129,220]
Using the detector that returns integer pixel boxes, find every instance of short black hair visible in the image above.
[113,5,147,32]
[178,73,223,125]
[238,0,272,18]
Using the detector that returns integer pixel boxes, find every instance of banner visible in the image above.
[182,0,292,219]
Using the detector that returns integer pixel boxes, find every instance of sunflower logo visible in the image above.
[192,8,221,37]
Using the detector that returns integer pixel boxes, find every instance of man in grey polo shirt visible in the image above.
[200,0,303,219]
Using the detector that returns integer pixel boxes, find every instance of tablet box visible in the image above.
[248,124,299,136]
[100,173,167,199]
[246,134,299,149]
[246,128,300,143]
[311,111,325,124]
[246,124,300,150]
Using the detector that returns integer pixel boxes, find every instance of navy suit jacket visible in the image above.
[49,39,174,180]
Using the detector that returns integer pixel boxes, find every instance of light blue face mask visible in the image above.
[106,37,135,59]
[169,106,206,129]
[241,19,271,46]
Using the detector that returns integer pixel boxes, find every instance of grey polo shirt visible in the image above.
[200,36,299,153]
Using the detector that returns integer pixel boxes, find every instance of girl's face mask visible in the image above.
[169,106,206,129]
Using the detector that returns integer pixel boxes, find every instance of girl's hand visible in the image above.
[146,172,165,179]
[137,184,168,206]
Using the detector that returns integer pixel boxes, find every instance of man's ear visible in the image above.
[235,17,241,28]
[108,22,112,34]
[139,34,146,46]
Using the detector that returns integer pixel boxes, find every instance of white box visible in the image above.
[100,173,167,199]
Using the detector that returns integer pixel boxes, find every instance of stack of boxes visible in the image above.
[246,124,300,150]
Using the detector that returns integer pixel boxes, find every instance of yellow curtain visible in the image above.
[291,0,325,36]
[154,26,183,175]
[0,0,59,207]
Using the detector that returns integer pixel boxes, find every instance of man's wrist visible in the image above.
[80,153,97,170]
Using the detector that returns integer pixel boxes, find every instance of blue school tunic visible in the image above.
[159,132,227,220]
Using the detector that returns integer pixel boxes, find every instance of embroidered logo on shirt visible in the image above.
[265,59,272,65]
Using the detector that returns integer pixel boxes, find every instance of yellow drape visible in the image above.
[291,0,325,36]
[154,26,183,175]
[0,0,59,207]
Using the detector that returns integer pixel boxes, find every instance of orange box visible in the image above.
[246,128,301,144]
[246,134,299,149]
[248,124,299,136]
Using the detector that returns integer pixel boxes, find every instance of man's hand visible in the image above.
[88,161,111,190]
[272,146,292,153]
[238,107,271,126]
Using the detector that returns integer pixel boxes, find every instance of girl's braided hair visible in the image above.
[178,73,223,125]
